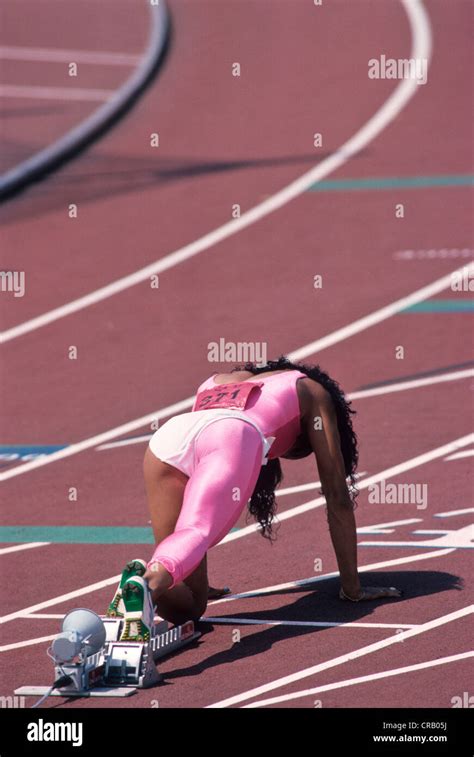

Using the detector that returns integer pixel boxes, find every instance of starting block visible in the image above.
[15,616,201,699]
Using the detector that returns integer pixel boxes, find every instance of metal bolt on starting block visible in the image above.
[15,617,201,699]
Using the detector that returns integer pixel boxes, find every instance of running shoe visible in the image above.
[106,558,147,618]
[120,575,155,642]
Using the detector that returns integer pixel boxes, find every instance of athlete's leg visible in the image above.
[147,419,262,595]
[143,447,209,624]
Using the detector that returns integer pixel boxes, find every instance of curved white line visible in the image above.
[0,0,432,343]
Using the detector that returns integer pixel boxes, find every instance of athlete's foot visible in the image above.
[208,585,231,599]
[106,559,147,618]
[120,576,155,642]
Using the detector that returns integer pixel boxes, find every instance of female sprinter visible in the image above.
[107,357,401,641]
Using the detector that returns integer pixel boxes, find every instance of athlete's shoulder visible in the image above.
[296,377,333,411]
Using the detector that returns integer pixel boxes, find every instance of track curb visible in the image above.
[0,0,171,202]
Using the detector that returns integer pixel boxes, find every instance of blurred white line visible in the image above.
[435,508,474,518]
[0,542,50,555]
[0,45,140,66]
[0,85,113,102]
[444,450,474,461]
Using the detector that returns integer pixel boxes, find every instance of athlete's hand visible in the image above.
[340,586,402,601]
[144,569,161,592]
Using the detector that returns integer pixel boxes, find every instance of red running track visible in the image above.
[0,0,472,709]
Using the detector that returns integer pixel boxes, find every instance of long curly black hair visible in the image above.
[232,356,359,540]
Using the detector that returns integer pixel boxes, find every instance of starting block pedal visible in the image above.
[15,617,201,699]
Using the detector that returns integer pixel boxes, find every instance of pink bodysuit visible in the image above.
[147,370,307,586]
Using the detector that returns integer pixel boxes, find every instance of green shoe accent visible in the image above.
[106,559,147,618]
[120,577,153,642]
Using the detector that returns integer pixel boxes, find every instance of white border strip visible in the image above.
[0,0,433,341]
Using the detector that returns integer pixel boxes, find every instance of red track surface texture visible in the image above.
[0,0,472,710]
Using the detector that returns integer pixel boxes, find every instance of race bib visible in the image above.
[194,381,263,411]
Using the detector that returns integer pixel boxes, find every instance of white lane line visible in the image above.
[288,266,472,361]
[0,0,432,344]
[97,435,153,450]
[435,508,474,518]
[350,368,474,400]
[207,605,474,707]
[444,450,474,461]
[0,397,194,482]
[357,518,422,534]
[2,334,471,486]
[94,368,471,455]
[202,617,418,630]
[244,651,474,708]
[413,530,450,535]
[19,614,64,619]
[0,45,141,66]
[0,635,56,653]
[208,549,455,608]
[0,574,121,625]
[0,548,455,633]
[21,612,415,630]
[0,85,113,102]
[352,433,474,492]
[1,549,453,654]
[19,613,169,620]
[359,524,474,550]
[276,481,324,497]
[0,542,50,555]
[1,432,467,625]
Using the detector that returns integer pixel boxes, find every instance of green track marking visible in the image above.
[400,299,474,313]
[307,175,474,192]
[0,525,240,544]
[0,526,155,544]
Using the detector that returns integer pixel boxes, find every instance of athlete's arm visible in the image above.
[304,383,361,597]
[304,383,401,602]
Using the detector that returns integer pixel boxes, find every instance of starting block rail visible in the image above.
[15,617,201,699]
